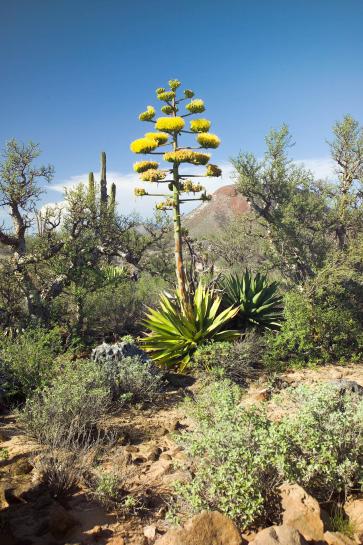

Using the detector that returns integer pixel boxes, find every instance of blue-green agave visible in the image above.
[220,271,283,330]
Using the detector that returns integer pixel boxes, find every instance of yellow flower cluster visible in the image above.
[163,150,210,165]
[181,180,204,193]
[157,91,175,102]
[197,132,221,149]
[133,160,159,173]
[190,118,211,133]
[161,105,174,115]
[169,79,181,90]
[156,198,174,210]
[206,164,222,177]
[186,99,205,114]
[130,137,158,154]
[155,116,185,132]
[139,105,155,121]
[145,132,169,145]
[134,188,148,197]
[139,169,167,182]
[184,89,194,98]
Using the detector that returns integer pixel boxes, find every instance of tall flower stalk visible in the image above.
[130,79,222,313]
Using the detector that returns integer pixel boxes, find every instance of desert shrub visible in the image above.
[92,339,163,402]
[0,327,64,402]
[193,330,265,385]
[93,471,122,508]
[265,287,363,369]
[273,384,363,502]
[82,273,166,341]
[175,380,363,530]
[264,242,363,367]
[95,354,163,403]
[21,358,111,446]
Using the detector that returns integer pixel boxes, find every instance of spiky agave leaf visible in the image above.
[220,271,283,330]
[140,283,239,371]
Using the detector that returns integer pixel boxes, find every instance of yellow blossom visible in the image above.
[140,169,167,182]
[163,150,210,165]
[145,132,169,145]
[184,89,194,98]
[186,99,205,114]
[197,132,221,149]
[130,137,158,154]
[169,79,181,90]
[206,164,222,177]
[155,116,185,132]
[161,105,174,115]
[156,198,174,210]
[133,160,159,173]
[157,91,175,101]
[134,188,148,196]
[181,180,204,193]
[190,118,211,133]
[138,106,156,121]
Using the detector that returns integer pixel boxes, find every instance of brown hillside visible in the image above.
[186,184,250,237]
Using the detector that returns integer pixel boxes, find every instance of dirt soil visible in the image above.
[1,364,363,545]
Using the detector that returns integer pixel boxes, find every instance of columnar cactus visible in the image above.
[130,79,222,312]
[88,152,117,218]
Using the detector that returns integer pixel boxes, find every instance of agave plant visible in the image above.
[141,284,240,371]
[220,271,283,330]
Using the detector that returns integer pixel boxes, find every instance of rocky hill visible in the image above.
[186,185,250,237]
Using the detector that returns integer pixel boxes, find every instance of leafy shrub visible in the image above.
[141,283,239,370]
[219,271,283,330]
[94,354,163,403]
[264,241,363,367]
[93,471,122,508]
[175,380,363,530]
[21,358,111,446]
[0,327,64,402]
[193,330,265,385]
[82,273,166,341]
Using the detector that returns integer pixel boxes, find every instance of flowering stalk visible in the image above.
[130,80,222,314]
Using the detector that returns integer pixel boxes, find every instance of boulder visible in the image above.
[155,510,242,545]
[344,497,363,542]
[91,340,149,364]
[324,531,357,545]
[280,483,325,542]
[249,525,308,545]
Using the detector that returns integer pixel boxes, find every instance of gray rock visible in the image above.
[330,379,363,396]
[91,340,149,364]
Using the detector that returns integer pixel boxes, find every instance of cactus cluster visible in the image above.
[88,152,116,218]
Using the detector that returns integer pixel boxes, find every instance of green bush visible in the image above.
[175,380,363,530]
[264,242,363,367]
[0,327,64,402]
[193,330,265,385]
[82,273,166,341]
[96,354,164,403]
[21,358,111,446]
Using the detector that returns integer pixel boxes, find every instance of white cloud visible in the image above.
[294,157,335,180]
[47,158,335,219]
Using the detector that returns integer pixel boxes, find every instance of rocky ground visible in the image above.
[1,363,363,545]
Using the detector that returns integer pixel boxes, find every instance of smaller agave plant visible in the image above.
[141,283,240,371]
[220,271,283,330]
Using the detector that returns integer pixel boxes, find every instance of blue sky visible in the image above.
[1,0,362,216]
